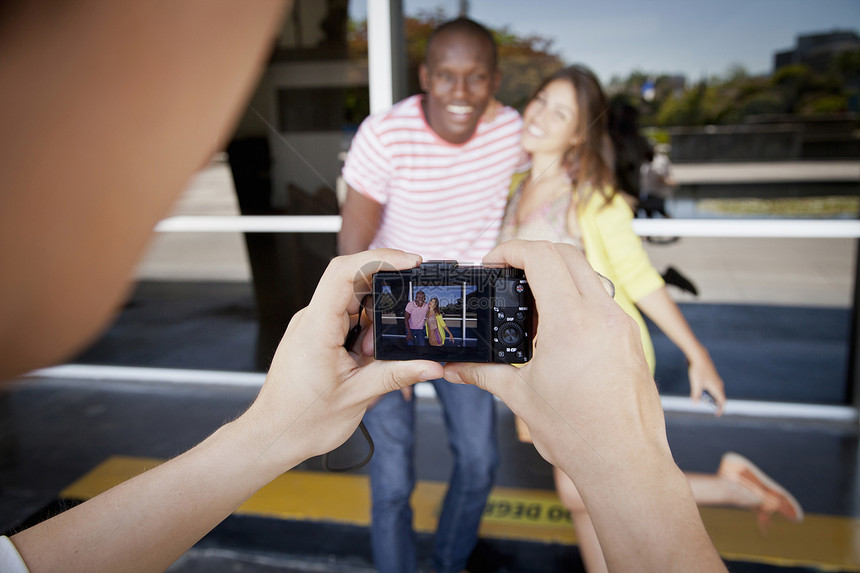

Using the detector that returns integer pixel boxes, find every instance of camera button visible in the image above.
[497,311,506,320]
[515,311,525,321]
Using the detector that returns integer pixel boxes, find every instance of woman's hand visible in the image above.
[687,348,726,415]
[635,287,727,417]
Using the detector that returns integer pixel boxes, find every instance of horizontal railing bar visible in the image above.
[26,364,266,387]
[21,364,857,423]
[672,160,860,184]
[630,218,860,238]
[155,215,342,233]
[154,215,860,239]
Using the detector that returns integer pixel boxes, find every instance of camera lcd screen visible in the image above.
[374,274,493,362]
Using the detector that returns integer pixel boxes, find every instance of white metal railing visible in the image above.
[22,364,858,422]
[154,215,860,239]
[630,218,860,238]
[671,160,860,184]
[155,215,342,233]
[27,213,856,422]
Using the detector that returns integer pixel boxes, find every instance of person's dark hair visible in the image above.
[644,146,655,163]
[425,17,497,71]
[530,65,616,208]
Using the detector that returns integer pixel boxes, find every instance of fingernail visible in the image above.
[419,369,435,381]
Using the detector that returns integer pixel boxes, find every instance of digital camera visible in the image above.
[372,261,535,363]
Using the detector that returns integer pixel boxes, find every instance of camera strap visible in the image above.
[322,294,375,472]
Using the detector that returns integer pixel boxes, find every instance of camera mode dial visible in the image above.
[497,322,524,346]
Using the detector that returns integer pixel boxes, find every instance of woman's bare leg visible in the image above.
[687,472,759,506]
[690,453,803,524]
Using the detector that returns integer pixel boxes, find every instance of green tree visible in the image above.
[655,81,707,126]
[494,27,565,109]
[641,57,857,127]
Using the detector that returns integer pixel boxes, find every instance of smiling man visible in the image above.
[339,17,524,262]
[337,17,525,573]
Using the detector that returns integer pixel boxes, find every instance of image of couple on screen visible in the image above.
[404,290,456,347]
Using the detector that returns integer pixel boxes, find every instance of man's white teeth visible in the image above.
[447,104,472,115]
[527,124,545,138]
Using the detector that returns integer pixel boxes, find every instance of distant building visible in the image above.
[774,30,860,73]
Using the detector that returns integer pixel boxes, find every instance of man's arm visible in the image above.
[404,308,413,340]
[338,185,383,255]
[11,250,444,573]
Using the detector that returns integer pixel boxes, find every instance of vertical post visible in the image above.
[367,0,394,113]
[848,237,860,408]
[847,174,860,411]
[389,0,407,103]
[461,282,467,346]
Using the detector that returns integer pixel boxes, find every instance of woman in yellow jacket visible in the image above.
[424,297,454,346]
[498,65,802,573]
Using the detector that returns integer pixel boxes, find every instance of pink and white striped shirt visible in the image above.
[342,95,525,263]
[404,300,429,329]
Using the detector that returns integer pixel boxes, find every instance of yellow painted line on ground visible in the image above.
[61,456,860,571]
[60,455,163,500]
[477,486,578,545]
[60,456,374,526]
[700,507,860,572]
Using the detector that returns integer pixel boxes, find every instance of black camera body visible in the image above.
[373,261,534,363]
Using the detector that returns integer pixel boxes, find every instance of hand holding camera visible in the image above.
[250,249,444,466]
[440,240,721,572]
[440,241,667,470]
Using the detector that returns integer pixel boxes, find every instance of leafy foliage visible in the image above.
[609,51,860,127]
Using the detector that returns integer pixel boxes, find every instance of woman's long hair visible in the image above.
[530,65,616,208]
[428,297,440,316]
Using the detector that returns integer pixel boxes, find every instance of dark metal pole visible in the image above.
[846,177,860,409]
[390,0,407,103]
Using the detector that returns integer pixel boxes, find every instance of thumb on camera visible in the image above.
[444,363,523,400]
[358,359,443,401]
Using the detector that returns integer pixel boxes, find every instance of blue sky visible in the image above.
[351,0,860,83]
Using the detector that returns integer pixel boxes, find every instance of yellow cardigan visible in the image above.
[506,172,664,371]
[424,314,447,344]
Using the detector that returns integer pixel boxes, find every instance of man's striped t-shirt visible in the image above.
[342,94,525,263]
